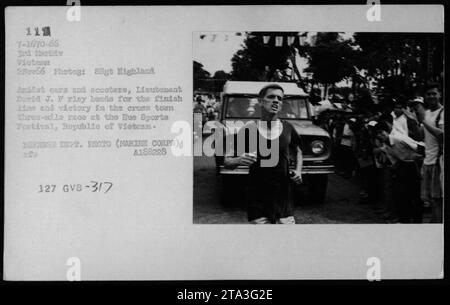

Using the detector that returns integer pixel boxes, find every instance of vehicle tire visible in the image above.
[306,174,328,205]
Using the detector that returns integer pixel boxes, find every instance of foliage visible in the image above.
[193,61,211,91]
[353,32,443,96]
[305,32,356,86]
[195,32,443,99]
[230,32,304,81]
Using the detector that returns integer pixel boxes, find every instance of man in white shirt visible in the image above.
[391,99,409,136]
[415,83,444,223]
[392,98,424,142]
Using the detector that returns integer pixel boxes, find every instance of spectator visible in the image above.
[343,93,355,113]
[332,112,346,174]
[372,132,396,221]
[339,117,358,178]
[271,69,284,82]
[374,120,424,223]
[392,97,424,142]
[193,96,207,125]
[356,120,378,205]
[259,65,271,81]
[415,83,444,223]
[206,105,216,121]
[391,98,409,136]
[374,112,402,220]
[364,121,390,216]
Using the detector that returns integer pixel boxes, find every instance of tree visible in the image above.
[193,61,211,91]
[230,32,306,81]
[352,32,443,96]
[212,70,231,80]
[305,32,356,96]
[207,70,232,92]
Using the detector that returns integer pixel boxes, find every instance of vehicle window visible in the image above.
[225,97,260,118]
[281,98,309,119]
[225,96,309,119]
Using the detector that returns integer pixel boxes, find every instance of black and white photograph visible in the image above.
[193,31,444,224]
[2,3,446,282]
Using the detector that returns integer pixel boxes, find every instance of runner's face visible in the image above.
[261,88,284,115]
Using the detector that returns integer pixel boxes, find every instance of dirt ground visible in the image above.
[193,154,423,224]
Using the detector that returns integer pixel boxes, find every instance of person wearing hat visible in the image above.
[409,96,425,107]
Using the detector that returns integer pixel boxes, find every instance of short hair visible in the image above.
[259,84,284,98]
[374,120,392,134]
[425,82,441,92]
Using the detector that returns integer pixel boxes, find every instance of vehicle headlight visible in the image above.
[310,140,325,155]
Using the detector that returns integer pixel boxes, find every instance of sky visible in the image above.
[193,32,246,75]
[193,32,354,76]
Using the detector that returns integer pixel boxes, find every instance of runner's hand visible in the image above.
[290,170,302,185]
[238,153,257,166]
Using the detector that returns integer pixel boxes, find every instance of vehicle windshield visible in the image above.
[224,96,309,119]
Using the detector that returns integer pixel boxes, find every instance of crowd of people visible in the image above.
[193,94,221,125]
[193,81,444,224]
[317,83,444,223]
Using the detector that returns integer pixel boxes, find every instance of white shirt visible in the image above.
[390,128,420,150]
[340,123,353,147]
[381,134,422,165]
[423,107,444,165]
[391,112,409,136]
